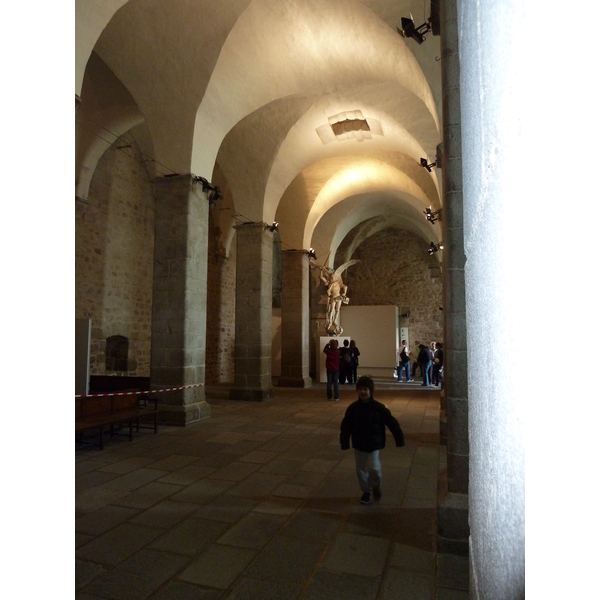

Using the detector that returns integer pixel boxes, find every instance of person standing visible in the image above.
[396,339,413,382]
[323,339,340,400]
[340,376,405,504]
[339,339,353,384]
[412,340,422,378]
[432,342,444,386]
[418,343,433,387]
[428,341,437,386]
[349,340,360,384]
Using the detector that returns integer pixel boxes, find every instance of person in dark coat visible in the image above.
[349,339,360,384]
[432,342,444,386]
[339,339,352,384]
[323,339,340,400]
[340,376,405,504]
[412,339,422,378]
[417,343,433,386]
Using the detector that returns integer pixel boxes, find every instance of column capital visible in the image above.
[234,221,279,235]
[153,173,197,189]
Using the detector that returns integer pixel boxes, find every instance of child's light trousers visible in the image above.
[353,448,382,492]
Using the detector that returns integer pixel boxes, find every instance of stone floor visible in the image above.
[76,378,468,599]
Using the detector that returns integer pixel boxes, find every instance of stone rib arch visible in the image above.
[191,0,439,179]
[275,154,438,252]
[310,194,442,269]
[88,0,254,173]
[302,161,432,250]
[263,87,441,224]
[76,52,150,201]
[75,0,129,95]
[79,0,440,217]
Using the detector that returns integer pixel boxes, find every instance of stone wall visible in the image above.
[340,228,444,347]
[75,131,155,376]
[205,224,236,383]
[76,149,442,384]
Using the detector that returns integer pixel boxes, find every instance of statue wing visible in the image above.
[334,259,360,279]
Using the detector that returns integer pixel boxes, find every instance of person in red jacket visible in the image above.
[323,339,340,401]
[340,376,405,504]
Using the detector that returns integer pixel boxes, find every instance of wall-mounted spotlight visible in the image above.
[193,175,221,206]
[424,206,441,224]
[306,248,317,260]
[267,221,279,232]
[396,16,432,44]
[420,157,437,172]
[428,241,444,255]
[207,188,221,207]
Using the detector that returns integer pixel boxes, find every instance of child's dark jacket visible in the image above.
[340,398,405,452]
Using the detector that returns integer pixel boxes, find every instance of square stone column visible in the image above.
[440,0,469,497]
[278,250,312,387]
[437,0,470,569]
[150,175,210,425]
[230,222,274,400]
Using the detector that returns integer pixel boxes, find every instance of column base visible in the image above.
[436,553,469,591]
[277,376,313,388]
[158,401,211,426]
[437,466,469,556]
[229,387,273,401]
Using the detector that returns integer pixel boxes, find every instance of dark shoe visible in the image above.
[360,492,371,505]
[372,486,382,500]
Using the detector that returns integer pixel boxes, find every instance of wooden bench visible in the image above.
[75,393,159,450]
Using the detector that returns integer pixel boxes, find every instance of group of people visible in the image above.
[323,338,361,401]
[396,339,444,387]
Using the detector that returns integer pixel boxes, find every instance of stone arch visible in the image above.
[76,51,153,202]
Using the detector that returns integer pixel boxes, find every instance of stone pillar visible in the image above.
[278,250,312,387]
[230,222,274,400]
[436,0,470,570]
[150,175,211,425]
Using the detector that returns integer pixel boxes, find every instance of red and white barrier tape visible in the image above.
[75,383,205,399]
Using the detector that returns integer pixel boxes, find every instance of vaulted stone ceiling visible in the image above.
[76,0,443,265]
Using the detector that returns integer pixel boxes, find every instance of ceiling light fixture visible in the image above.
[397,15,432,44]
[424,206,441,224]
[194,175,221,207]
[428,241,444,255]
[267,222,279,233]
[306,248,317,260]
[420,157,437,172]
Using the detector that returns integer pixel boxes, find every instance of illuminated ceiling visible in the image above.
[76,0,443,261]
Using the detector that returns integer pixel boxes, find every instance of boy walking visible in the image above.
[340,376,405,504]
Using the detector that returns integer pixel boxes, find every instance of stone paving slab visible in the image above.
[378,568,436,600]
[242,535,326,583]
[302,570,380,600]
[178,544,257,589]
[322,532,390,577]
[216,513,287,549]
[76,522,164,565]
[130,499,202,529]
[75,387,467,599]
[148,516,229,556]
[221,576,302,600]
[76,505,140,536]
